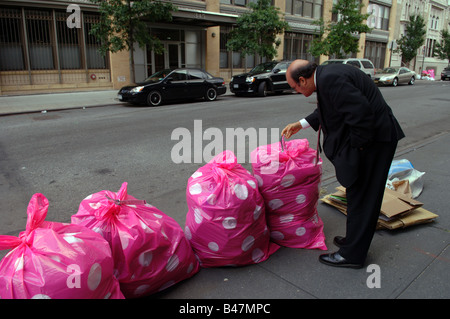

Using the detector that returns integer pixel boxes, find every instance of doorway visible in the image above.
[148,42,182,75]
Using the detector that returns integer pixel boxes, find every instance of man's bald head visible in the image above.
[287,59,318,97]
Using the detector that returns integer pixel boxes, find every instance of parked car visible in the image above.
[441,67,450,81]
[373,67,416,86]
[229,61,292,97]
[321,58,376,78]
[117,68,227,106]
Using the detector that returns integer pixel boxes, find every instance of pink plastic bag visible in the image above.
[185,151,279,267]
[0,193,123,299]
[251,138,327,250]
[71,182,199,298]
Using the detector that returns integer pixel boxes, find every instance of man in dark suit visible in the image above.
[282,59,405,268]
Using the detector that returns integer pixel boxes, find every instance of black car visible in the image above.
[229,61,292,97]
[441,67,450,81]
[117,68,227,106]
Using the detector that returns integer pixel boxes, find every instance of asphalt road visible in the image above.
[1,80,449,241]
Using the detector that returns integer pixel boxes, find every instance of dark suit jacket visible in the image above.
[305,64,405,187]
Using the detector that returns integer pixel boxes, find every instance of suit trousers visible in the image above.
[337,136,398,264]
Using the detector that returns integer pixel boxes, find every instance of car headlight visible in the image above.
[130,86,144,93]
[380,76,394,81]
[246,76,255,83]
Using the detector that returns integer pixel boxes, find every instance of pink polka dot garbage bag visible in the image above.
[72,182,200,298]
[185,150,280,267]
[251,138,327,250]
[0,193,124,299]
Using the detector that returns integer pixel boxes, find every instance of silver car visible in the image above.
[374,67,416,86]
[321,58,376,78]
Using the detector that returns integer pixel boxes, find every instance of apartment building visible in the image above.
[0,0,448,95]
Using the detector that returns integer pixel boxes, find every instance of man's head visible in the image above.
[287,59,317,97]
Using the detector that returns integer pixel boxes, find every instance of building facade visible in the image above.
[0,0,449,95]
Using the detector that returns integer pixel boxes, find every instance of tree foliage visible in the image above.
[433,30,450,66]
[396,14,426,65]
[89,0,176,82]
[89,0,175,55]
[309,0,371,58]
[226,0,289,62]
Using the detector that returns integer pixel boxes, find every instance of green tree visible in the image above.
[395,14,426,66]
[309,0,371,58]
[433,30,450,67]
[89,0,176,83]
[226,0,289,63]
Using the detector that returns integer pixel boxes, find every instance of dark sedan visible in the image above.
[441,67,450,81]
[117,68,227,106]
[229,61,292,97]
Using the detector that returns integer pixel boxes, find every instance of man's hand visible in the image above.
[281,122,302,139]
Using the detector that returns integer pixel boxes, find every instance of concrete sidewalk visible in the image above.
[0,89,448,302]
[0,87,234,115]
[0,90,121,115]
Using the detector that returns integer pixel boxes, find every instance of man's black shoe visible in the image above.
[333,236,346,247]
[319,252,363,269]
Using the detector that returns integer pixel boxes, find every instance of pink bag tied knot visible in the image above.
[0,193,49,250]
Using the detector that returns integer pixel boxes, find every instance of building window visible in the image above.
[0,7,25,70]
[365,41,385,69]
[0,6,108,72]
[430,15,439,30]
[286,0,322,19]
[220,28,261,69]
[367,3,390,31]
[425,39,435,58]
[56,11,82,69]
[26,9,55,70]
[220,0,258,5]
[84,14,108,69]
[283,32,318,63]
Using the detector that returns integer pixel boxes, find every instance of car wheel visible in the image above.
[147,91,162,106]
[408,76,415,85]
[205,87,217,101]
[392,78,398,87]
[257,81,268,97]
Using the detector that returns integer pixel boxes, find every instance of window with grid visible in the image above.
[0,7,25,70]
[56,11,82,69]
[367,3,390,31]
[25,9,55,70]
[285,0,322,19]
[84,13,108,69]
[220,0,259,5]
[283,32,318,63]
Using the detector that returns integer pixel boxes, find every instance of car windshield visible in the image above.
[322,60,344,65]
[379,67,399,74]
[143,69,171,83]
[249,62,278,74]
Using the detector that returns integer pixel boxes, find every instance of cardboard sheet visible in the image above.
[321,187,438,230]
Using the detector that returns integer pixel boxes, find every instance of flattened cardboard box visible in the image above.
[321,186,438,230]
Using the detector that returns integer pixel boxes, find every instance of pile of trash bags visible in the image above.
[0,138,326,299]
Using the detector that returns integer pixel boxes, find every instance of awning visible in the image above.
[171,7,238,27]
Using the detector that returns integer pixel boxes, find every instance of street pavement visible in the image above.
[0,85,448,304]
